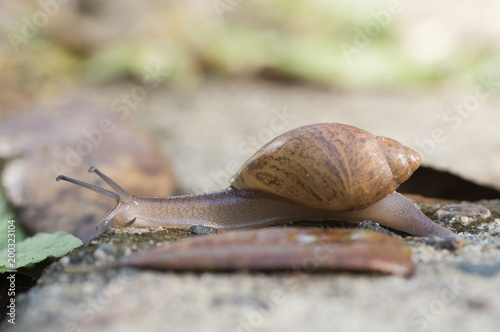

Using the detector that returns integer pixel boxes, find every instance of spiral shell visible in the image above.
[230,123,421,211]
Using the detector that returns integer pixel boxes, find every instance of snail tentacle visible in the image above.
[56,124,457,239]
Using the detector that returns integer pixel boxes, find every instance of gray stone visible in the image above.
[3,196,500,332]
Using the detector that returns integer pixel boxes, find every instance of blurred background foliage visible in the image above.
[0,0,499,109]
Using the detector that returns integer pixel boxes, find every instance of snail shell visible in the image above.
[230,123,421,211]
[56,122,456,238]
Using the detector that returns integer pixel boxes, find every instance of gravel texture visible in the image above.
[3,209,500,332]
[3,79,500,331]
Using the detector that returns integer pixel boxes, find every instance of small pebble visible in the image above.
[435,203,491,225]
[189,225,219,235]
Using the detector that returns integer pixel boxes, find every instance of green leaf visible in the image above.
[0,191,27,251]
[0,232,82,273]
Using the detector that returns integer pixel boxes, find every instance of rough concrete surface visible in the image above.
[3,209,500,332]
[2,79,500,332]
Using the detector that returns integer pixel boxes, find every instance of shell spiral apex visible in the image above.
[376,136,422,184]
[230,123,421,211]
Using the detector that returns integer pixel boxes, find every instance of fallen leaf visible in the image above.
[0,232,82,273]
[117,228,413,277]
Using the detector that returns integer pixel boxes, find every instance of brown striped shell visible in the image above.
[230,123,421,211]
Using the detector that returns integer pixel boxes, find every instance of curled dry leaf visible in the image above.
[117,228,413,277]
[0,96,178,242]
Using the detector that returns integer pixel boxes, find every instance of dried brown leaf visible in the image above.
[117,228,413,277]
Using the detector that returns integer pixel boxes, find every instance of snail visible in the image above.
[56,123,456,238]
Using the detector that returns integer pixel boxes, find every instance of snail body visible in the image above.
[57,123,456,238]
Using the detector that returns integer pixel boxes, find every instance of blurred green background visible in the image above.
[1,0,499,110]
